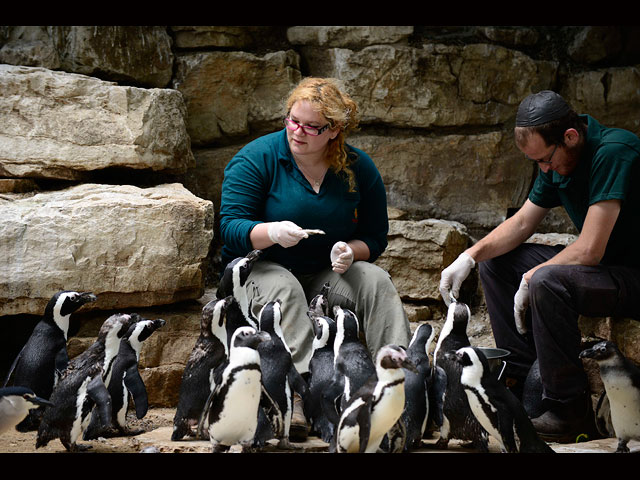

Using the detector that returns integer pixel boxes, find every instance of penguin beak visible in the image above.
[246,249,262,263]
[578,348,593,359]
[401,357,419,374]
[79,292,98,305]
[25,394,54,409]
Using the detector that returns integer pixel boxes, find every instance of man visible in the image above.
[439,90,640,443]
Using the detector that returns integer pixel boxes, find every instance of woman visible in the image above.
[219,77,411,381]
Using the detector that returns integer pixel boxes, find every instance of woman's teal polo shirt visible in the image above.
[219,129,389,274]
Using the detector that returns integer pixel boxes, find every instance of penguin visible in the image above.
[308,282,331,317]
[254,300,308,449]
[322,306,376,436]
[522,359,546,419]
[216,249,262,329]
[172,296,235,441]
[35,313,135,452]
[333,306,376,407]
[201,326,273,453]
[579,341,640,453]
[334,345,417,453]
[0,386,54,435]
[432,299,489,452]
[84,316,165,440]
[401,322,436,450]
[304,312,337,443]
[446,346,554,453]
[4,291,97,431]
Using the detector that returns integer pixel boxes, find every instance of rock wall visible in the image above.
[2,26,640,404]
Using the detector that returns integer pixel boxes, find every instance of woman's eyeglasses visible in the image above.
[284,117,330,136]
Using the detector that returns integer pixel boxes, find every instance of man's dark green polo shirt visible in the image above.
[529,115,640,267]
[219,129,389,274]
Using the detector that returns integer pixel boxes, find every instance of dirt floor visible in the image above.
[1,407,637,455]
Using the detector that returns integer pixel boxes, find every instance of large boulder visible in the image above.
[375,218,470,302]
[351,131,534,232]
[0,64,194,180]
[0,183,214,316]
[172,50,301,146]
[0,26,174,87]
[302,43,557,128]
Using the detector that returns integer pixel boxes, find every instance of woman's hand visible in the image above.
[330,241,354,274]
[267,221,309,248]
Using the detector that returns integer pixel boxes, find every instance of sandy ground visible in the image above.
[1,407,638,455]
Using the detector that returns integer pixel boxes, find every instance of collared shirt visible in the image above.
[219,129,389,274]
[529,115,640,266]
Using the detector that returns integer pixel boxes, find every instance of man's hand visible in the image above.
[439,252,475,305]
[513,276,530,335]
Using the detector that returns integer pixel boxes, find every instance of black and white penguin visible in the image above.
[201,326,273,453]
[304,312,338,443]
[308,282,331,317]
[4,291,97,431]
[334,345,417,453]
[447,346,554,453]
[35,313,135,452]
[216,249,262,329]
[579,341,640,453]
[432,300,489,452]
[332,306,376,408]
[84,316,165,440]
[402,322,436,450]
[254,300,308,449]
[172,296,234,441]
[0,386,54,435]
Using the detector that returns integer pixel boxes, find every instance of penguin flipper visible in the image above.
[87,376,113,428]
[2,344,26,387]
[430,365,447,428]
[123,365,148,419]
[54,346,70,377]
[260,384,284,438]
[356,401,372,453]
[288,364,309,398]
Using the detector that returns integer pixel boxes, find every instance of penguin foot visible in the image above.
[615,439,630,453]
[277,437,297,450]
[428,437,449,450]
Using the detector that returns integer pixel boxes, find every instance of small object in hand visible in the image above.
[302,229,325,235]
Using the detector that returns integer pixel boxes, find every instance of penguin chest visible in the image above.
[464,388,502,444]
[603,374,640,439]
[368,384,405,451]
[209,369,262,444]
[70,376,94,443]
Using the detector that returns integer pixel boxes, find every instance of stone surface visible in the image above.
[287,26,413,47]
[0,183,214,317]
[375,219,470,302]
[0,26,174,87]
[0,65,194,180]
[303,43,557,128]
[172,50,301,146]
[351,131,534,232]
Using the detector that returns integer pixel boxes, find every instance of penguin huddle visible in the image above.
[173,249,308,452]
[1,290,165,452]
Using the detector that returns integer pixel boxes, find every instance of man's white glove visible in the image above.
[267,221,308,248]
[330,241,354,274]
[513,275,530,335]
[439,252,476,306]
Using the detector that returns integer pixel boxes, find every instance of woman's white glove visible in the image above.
[267,221,308,248]
[330,241,354,274]
[513,275,530,335]
[439,252,476,305]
